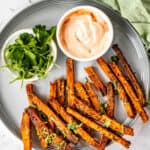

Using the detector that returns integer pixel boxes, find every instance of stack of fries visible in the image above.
[21,45,148,150]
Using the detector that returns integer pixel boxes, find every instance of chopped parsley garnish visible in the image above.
[67,123,83,132]
[4,25,56,83]
[45,133,56,144]
[41,128,56,144]
[103,120,111,128]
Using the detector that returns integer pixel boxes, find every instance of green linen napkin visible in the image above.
[95,0,150,59]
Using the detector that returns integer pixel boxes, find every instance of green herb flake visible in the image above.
[101,102,108,114]
[45,133,56,144]
[112,80,118,95]
[111,55,119,63]
[56,141,66,150]
[67,123,83,132]
[103,120,111,128]
[42,128,49,136]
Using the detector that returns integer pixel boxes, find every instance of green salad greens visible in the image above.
[4,25,56,82]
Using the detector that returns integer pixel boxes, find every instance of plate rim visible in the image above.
[0,0,149,148]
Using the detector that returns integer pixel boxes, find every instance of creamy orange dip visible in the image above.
[59,9,112,59]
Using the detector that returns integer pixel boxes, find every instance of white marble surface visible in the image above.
[0,0,150,150]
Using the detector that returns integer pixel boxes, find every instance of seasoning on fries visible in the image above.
[66,58,75,107]
[109,61,149,123]
[73,97,134,136]
[67,107,131,148]
[112,44,146,106]
[97,57,135,118]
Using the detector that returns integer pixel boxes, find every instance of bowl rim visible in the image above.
[56,5,114,62]
[1,28,57,82]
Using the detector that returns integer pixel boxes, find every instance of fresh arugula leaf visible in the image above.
[3,25,56,83]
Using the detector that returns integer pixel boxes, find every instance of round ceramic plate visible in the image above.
[0,0,149,149]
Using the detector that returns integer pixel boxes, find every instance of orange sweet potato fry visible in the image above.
[84,82,102,112]
[21,112,31,150]
[75,81,90,105]
[56,79,66,105]
[67,107,131,148]
[49,82,57,99]
[97,57,135,118]
[109,62,149,123]
[85,66,106,95]
[66,58,75,107]
[73,97,134,136]
[26,84,78,144]
[112,44,146,106]
[99,82,115,149]
[26,107,64,148]
[49,98,100,148]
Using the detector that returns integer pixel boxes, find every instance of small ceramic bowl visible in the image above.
[1,29,57,82]
[57,5,114,62]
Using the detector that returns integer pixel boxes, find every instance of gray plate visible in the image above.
[0,0,149,149]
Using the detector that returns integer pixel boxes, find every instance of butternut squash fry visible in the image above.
[26,84,78,144]
[97,57,135,118]
[109,62,148,123]
[73,97,134,136]
[67,107,131,148]
[85,66,106,95]
[112,44,146,106]
[21,112,31,150]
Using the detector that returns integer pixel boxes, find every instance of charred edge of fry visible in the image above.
[84,81,102,112]
[73,97,134,136]
[112,44,146,106]
[49,98,100,148]
[66,58,75,107]
[67,107,131,148]
[97,57,135,118]
[75,82,90,105]
[26,84,78,144]
[84,66,106,95]
[21,112,31,150]
[109,62,149,123]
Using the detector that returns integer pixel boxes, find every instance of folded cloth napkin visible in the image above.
[96,0,150,58]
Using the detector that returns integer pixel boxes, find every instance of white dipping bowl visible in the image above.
[1,29,57,82]
[57,5,114,62]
